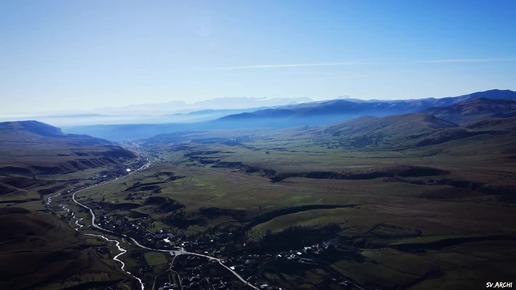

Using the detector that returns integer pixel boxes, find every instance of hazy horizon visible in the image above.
[2,1,516,117]
[0,96,315,126]
[2,88,514,127]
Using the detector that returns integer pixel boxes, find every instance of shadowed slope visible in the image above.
[0,120,136,177]
[0,208,130,289]
[424,98,516,125]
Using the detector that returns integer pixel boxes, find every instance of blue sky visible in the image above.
[1,0,516,116]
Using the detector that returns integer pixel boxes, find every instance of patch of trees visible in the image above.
[420,178,516,202]
[144,196,185,213]
[98,201,140,210]
[259,224,340,252]
[390,235,516,251]
[245,204,357,230]
[38,184,67,196]
[211,162,277,178]
[270,166,447,182]
[397,166,448,177]
[164,210,206,230]
[199,207,247,220]
[127,210,149,219]
[124,182,164,192]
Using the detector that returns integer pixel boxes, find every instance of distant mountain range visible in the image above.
[63,89,516,140]
[217,89,516,125]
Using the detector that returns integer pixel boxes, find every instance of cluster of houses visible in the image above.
[91,158,147,183]
[84,202,356,290]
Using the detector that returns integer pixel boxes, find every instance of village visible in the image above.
[89,205,353,290]
[49,157,357,290]
[66,194,353,290]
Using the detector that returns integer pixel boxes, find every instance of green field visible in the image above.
[74,125,516,289]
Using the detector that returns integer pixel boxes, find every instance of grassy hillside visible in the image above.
[75,111,516,289]
[0,121,140,289]
[0,121,136,206]
[425,98,516,125]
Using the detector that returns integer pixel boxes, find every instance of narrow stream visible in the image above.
[85,233,145,290]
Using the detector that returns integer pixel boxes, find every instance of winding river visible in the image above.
[69,159,259,290]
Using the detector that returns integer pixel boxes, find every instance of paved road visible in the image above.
[71,159,259,290]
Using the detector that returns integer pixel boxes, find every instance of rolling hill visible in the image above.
[318,113,461,148]
[312,96,516,150]
[0,120,136,198]
[424,98,516,125]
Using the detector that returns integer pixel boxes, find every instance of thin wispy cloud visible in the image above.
[202,61,366,70]
[419,58,516,64]
[199,58,516,71]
